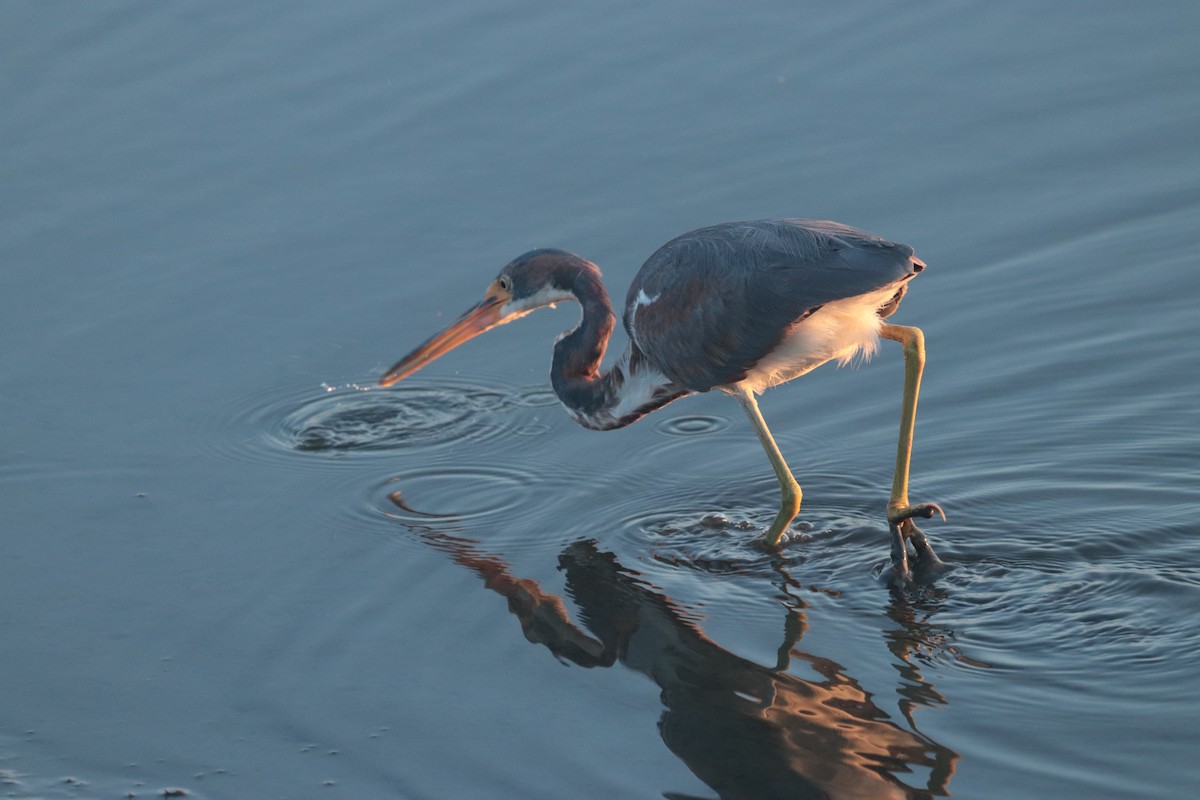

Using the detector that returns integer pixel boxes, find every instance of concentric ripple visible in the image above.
[350,464,583,561]
[654,413,732,437]
[601,463,920,599]
[512,386,561,408]
[284,382,516,453]
[204,378,550,470]
[604,466,810,577]
[619,503,819,576]
[372,465,530,524]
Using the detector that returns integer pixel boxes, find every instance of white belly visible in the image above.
[733,285,898,394]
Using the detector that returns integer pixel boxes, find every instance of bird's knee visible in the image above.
[881,323,924,349]
[781,482,802,515]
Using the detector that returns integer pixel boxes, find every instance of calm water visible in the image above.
[3,2,1199,798]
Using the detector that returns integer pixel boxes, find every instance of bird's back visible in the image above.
[624,219,923,391]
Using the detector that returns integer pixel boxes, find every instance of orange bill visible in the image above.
[379,294,505,386]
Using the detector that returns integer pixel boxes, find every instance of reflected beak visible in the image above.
[379,293,506,387]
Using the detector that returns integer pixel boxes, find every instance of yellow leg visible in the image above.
[880,324,946,579]
[734,385,801,547]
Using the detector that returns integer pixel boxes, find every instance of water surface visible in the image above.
[2,2,1198,798]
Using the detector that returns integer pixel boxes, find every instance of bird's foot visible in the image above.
[759,513,795,549]
[888,501,946,527]
[886,502,950,587]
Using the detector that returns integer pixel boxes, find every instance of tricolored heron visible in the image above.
[380,219,946,580]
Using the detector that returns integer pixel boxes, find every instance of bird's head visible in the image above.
[379,249,593,386]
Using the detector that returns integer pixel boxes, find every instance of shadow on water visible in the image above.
[395,509,960,800]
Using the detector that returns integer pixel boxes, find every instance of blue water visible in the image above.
[3,2,1198,798]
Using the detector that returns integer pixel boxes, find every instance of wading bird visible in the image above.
[380,219,946,580]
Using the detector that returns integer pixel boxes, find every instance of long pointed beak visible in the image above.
[379,295,505,386]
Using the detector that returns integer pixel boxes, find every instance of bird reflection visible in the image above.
[396,508,958,799]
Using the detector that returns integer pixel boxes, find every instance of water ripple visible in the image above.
[512,387,561,408]
[935,553,1200,680]
[203,378,555,471]
[653,413,732,437]
[609,469,893,585]
[284,383,512,452]
[374,465,531,524]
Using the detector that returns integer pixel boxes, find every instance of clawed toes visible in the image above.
[886,503,951,586]
[889,502,946,526]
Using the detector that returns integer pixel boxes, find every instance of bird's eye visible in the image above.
[498,276,512,292]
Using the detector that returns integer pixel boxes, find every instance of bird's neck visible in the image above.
[551,267,689,431]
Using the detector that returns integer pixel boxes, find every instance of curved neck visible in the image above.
[551,267,618,420]
[550,265,689,430]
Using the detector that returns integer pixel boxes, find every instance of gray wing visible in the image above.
[624,219,922,391]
